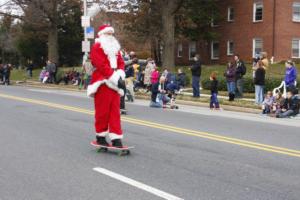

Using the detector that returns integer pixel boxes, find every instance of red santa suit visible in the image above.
[88,25,125,141]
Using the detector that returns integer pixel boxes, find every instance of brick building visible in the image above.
[176,0,300,65]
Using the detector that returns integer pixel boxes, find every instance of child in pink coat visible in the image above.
[151,67,160,84]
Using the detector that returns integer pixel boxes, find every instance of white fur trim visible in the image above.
[87,80,106,97]
[108,71,120,86]
[98,27,114,36]
[87,80,124,98]
[109,133,123,140]
[96,132,108,137]
[117,69,125,80]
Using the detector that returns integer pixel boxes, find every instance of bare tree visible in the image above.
[0,0,80,65]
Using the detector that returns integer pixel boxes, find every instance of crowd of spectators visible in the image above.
[32,50,300,117]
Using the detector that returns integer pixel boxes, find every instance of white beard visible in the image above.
[96,35,121,69]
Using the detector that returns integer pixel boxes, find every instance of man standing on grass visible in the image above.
[190,54,201,98]
[234,54,246,98]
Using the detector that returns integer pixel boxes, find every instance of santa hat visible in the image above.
[97,24,114,36]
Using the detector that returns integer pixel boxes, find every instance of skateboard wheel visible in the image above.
[118,152,123,156]
[98,147,107,152]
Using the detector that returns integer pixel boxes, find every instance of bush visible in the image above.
[202,76,285,93]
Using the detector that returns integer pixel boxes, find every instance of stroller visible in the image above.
[273,81,298,98]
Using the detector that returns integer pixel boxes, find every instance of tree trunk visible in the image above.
[161,1,175,69]
[48,25,59,64]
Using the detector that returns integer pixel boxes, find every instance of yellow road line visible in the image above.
[1,93,300,158]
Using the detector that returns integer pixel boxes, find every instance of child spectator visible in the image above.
[150,76,170,108]
[177,68,186,91]
[39,67,47,82]
[272,92,285,114]
[262,91,274,114]
[151,66,160,85]
[275,90,299,118]
[42,71,50,84]
[209,72,220,109]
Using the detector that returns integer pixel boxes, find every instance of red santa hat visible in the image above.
[97,24,114,36]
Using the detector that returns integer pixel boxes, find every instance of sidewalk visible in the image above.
[181,88,255,102]
[14,80,260,113]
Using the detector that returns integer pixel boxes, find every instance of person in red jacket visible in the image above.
[88,24,126,148]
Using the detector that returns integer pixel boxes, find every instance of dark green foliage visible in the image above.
[178,0,221,41]
[58,5,83,66]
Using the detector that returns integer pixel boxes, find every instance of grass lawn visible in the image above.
[10,67,82,81]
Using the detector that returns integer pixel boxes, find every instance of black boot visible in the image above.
[96,136,109,146]
[229,93,233,101]
[112,139,123,148]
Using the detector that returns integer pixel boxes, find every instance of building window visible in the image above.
[228,7,234,22]
[189,41,197,60]
[177,43,183,57]
[211,41,220,60]
[253,38,263,57]
[292,39,300,58]
[211,17,219,27]
[293,2,300,22]
[253,2,263,22]
[227,41,234,55]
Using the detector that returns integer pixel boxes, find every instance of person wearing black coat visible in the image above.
[276,90,299,118]
[0,64,3,83]
[190,54,201,97]
[234,55,246,98]
[27,61,34,78]
[209,72,220,109]
[254,60,266,104]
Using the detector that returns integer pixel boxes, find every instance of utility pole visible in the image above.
[81,0,90,64]
[81,0,98,64]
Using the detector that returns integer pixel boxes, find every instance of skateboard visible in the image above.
[90,140,134,156]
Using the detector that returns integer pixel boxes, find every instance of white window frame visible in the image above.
[253,38,263,58]
[253,2,263,22]
[210,18,219,27]
[293,2,300,22]
[227,41,234,56]
[211,41,220,60]
[292,39,300,58]
[177,43,183,58]
[189,41,197,60]
[227,7,234,22]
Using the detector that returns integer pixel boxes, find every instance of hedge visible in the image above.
[201,76,290,93]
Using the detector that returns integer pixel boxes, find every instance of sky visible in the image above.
[0,0,101,17]
[0,0,21,15]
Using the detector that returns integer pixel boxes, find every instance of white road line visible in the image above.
[93,167,184,200]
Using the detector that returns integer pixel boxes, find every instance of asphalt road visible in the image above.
[0,85,300,200]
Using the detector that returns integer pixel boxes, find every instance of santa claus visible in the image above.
[88,24,125,148]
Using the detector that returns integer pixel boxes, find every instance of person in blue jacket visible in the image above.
[284,60,297,91]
